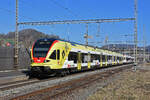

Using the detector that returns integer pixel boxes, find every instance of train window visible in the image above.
[97,55,100,61]
[108,56,112,60]
[111,56,112,60]
[88,54,91,62]
[33,39,54,57]
[57,50,60,60]
[74,53,78,63]
[90,54,94,62]
[50,50,56,59]
[62,50,65,59]
[68,52,78,63]
[108,56,110,60]
[102,55,105,62]
[117,57,119,60]
[90,54,100,62]
[81,53,88,63]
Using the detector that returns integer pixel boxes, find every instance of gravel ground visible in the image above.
[0,65,130,100]
[87,64,150,100]
[51,67,130,100]
[136,63,150,70]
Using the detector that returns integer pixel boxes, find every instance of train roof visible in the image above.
[37,38,93,47]
[36,38,133,58]
[36,38,57,42]
[37,38,119,52]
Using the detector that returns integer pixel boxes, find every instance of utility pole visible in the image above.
[85,23,88,46]
[96,23,100,47]
[134,0,138,67]
[96,23,100,38]
[104,36,108,50]
[14,0,19,69]
[84,23,92,46]
[67,23,70,41]
[122,34,134,56]
[143,25,146,62]
[84,23,88,46]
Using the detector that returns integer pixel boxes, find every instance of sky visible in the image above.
[0,0,149,46]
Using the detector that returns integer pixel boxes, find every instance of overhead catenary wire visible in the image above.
[0,7,34,21]
[19,0,67,21]
[49,0,81,18]
[12,0,138,68]
[18,18,135,25]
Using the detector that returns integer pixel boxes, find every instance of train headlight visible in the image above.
[44,60,50,63]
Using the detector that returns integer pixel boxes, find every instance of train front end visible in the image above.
[30,38,59,75]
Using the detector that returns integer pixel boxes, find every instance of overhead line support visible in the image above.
[85,23,89,46]
[14,0,19,69]
[18,18,135,25]
[134,0,138,67]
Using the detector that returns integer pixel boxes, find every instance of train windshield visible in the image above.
[33,39,54,57]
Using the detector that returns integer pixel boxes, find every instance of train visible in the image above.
[30,38,134,77]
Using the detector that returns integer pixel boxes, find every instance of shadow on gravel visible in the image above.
[21,64,132,80]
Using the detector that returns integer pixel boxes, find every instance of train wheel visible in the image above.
[28,72,37,79]
[56,70,66,77]
[66,69,70,75]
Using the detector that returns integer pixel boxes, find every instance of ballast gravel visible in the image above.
[0,65,131,100]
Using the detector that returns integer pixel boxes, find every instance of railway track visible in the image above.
[0,65,124,92]
[0,69,101,92]
[0,74,63,92]
[0,79,39,91]
[11,64,133,100]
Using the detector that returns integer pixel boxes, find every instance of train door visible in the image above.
[77,52,81,70]
[49,50,59,68]
[120,57,122,64]
[102,55,105,67]
[115,56,117,64]
[112,56,114,65]
[100,54,103,67]
[56,49,61,66]
[119,57,122,64]
[88,53,91,69]
[105,55,107,66]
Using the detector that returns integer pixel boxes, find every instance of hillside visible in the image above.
[0,29,59,48]
[1,30,150,52]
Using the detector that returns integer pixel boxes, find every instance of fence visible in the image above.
[0,47,30,71]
